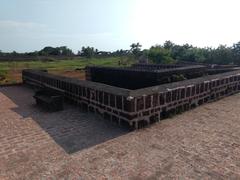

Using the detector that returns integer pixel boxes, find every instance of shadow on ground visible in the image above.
[0,85,130,154]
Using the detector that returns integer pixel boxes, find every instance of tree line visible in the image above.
[1,41,240,65]
[145,41,240,65]
[0,46,74,57]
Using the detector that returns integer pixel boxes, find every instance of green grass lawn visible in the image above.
[0,56,133,71]
[0,56,135,85]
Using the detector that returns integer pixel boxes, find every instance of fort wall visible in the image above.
[86,65,207,89]
[23,68,240,129]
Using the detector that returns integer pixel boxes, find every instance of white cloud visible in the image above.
[0,20,48,32]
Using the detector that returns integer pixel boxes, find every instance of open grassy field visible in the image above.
[0,56,134,85]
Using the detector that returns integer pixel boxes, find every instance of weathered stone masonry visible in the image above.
[23,67,240,129]
[22,69,134,128]
[86,65,207,89]
[129,70,240,128]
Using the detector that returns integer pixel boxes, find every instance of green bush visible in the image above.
[148,46,176,64]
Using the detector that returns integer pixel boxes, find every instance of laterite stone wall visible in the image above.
[23,69,240,129]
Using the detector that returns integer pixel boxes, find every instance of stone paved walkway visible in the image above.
[1,85,240,179]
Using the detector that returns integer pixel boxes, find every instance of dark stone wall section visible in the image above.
[23,69,240,129]
[22,69,134,129]
[131,63,184,70]
[86,65,207,89]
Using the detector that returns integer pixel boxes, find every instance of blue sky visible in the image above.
[0,0,240,52]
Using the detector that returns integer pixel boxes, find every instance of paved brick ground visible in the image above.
[1,85,240,179]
